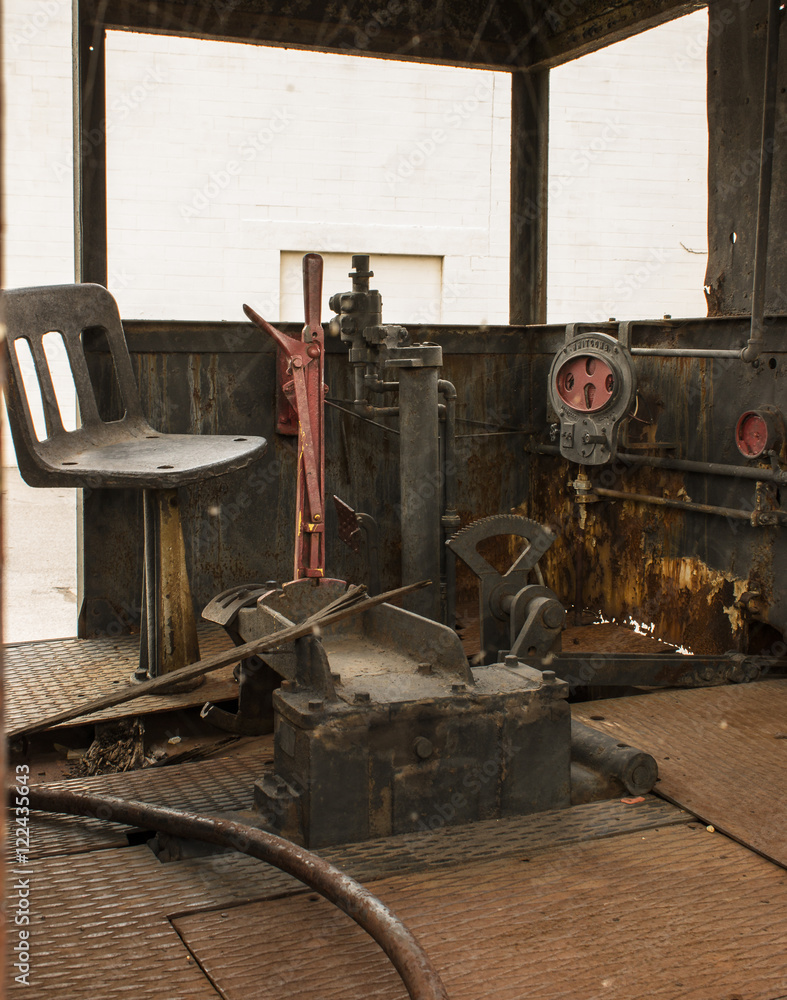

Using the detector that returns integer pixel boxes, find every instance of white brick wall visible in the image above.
[104,33,510,326]
[547,10,709,324]
[2,3,709,473]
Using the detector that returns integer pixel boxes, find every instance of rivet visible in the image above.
[414,737,433,759]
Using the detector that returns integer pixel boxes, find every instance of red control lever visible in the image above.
[243,253,326,579]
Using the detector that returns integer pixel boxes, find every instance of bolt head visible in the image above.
[308,699,324,711]
[354,691,371,703]
[417,662,432,675]
[541,670,557,684]
[504,654,520,667]
[542,603,566,629]
[414,737,434,759]
[451,682,467,693]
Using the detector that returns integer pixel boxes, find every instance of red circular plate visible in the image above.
[735,411,769,457]
[555,355,615,413]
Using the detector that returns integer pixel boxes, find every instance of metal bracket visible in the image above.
[447,514,558,663]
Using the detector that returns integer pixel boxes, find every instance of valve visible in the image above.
[549,330,636,466]
[735,405,784,458]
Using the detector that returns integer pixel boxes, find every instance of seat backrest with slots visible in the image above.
[3,283,149,486]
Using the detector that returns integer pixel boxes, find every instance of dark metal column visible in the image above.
[510,69,549,324]
[73,1,107,285]
[75,2,110,637]
[387,345,443,620]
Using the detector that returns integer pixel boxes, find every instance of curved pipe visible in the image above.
[19,785,450,1000]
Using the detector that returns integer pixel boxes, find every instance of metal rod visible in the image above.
[19,786,451,1000]
[142,489,157,679]
[7,580,430,740]
[326,399,400,435]
[531,443,787,485]
[630,347,743,359]
[593,486,787,524]
[438,380,459,627]
[571,720,658,795]
[742,0,782,364]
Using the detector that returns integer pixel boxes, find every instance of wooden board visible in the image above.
[574,679,787,867]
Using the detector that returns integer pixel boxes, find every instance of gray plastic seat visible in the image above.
[2,282,267,682]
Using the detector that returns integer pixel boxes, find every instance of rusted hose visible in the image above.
[19,785,450,1000]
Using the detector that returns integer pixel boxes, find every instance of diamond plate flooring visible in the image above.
[12,748,274,860]
[8,787,689,998]
[573,678,787,867]
[5,623,238,733]
[173,824,787,1000]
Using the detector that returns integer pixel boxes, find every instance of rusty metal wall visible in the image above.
[82,316,787,655]
[525,318,787,653]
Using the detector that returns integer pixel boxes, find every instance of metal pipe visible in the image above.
[20,785,451,1000]
[353,365,367,409]
[397,361,442,620]
[438,380,460,627]
[571,720,658,795]
[593,486,787,525]
[141,489,157,680]
[531,443,787,485]
[366,374,400,394]
[742,0,782,364]
[630,348,743,359]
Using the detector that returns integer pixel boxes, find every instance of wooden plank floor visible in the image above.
[173,824,787,1000]
[573,678,787,867]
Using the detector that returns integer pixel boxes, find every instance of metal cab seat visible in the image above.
[2,282,267,683]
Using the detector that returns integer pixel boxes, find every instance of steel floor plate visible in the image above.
[573,678,787,867]
[8,796,688,997]
[174,824,787,1000]
[13,747,273,860]
[5,623,238,733]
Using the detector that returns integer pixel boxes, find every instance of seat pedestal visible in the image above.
[135,488,203,690]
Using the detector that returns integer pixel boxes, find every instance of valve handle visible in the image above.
[302,252,323,343]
